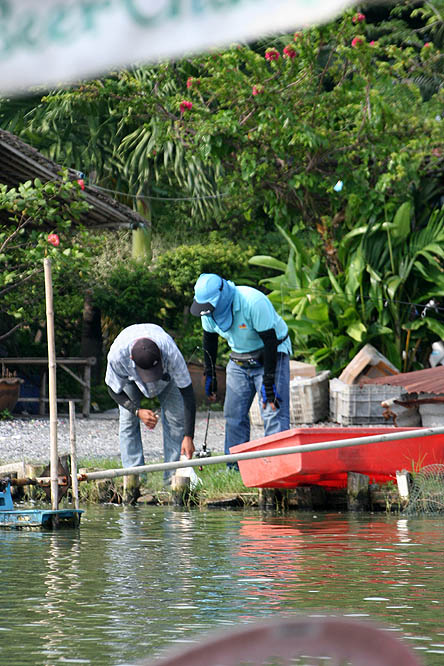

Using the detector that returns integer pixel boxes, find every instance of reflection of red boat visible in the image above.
[230,426,444,488]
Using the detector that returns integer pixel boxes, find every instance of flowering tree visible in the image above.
[1,3,441,249]
[0,173,90,349]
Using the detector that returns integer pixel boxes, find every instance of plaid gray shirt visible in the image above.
[105,324,191,398]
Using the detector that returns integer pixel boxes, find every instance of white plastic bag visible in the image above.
[175,455,202,489]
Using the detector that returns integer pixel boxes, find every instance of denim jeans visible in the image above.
[223,352,290,458]
[118,380,184,482]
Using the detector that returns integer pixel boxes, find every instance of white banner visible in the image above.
[0,0,356,94]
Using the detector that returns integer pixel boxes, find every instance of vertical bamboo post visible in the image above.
[44,258,58,510]
[69,400,79,509]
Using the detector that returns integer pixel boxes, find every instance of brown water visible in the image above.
[0,506,443,665]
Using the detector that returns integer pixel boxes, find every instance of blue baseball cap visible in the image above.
[190,273,224,316]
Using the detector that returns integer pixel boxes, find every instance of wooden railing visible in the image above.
[0,357,96,417]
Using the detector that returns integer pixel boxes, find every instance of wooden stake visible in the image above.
[69,400,79,509]
[347,472,369,511]
[44,258,58,510]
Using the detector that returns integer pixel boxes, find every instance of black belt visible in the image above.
[230,348,263,368]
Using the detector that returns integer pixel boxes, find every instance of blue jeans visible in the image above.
[118,380,184,482]
[223,353,290,459]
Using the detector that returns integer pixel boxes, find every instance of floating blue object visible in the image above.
[0,482,83,529]
[333,180,343,192]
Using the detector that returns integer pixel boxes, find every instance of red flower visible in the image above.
[352,13,365,23]
[77,179,85,190]
[180,100,193,113]
[187,77,200,89]
[252,85,264,96]
[293,32,301,41]
[283,45,296,59]
[265,49,280,62]
[370,40,377,46]
[351,36,364,47]
[424,42,432,48]
[47,234,60,247]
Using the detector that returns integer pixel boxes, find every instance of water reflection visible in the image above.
[1,508,444,665]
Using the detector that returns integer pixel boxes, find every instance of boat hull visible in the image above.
[230,426,444,488]
[0,508,83,529]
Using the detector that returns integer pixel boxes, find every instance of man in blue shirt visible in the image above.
[106,324,195,484]
[190,274,291,466]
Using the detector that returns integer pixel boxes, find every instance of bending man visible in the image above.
[190,273,291,466]
[105,323,195,483]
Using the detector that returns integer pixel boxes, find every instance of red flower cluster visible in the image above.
[180,100,193,113]
[351,36,364,47]
[424,42,432,48]
[293,32,301,41]
[252,85,264,96]
[77,178,85,190]
[283,45,296,59]
[47,234,60,247]
[265,49,280,62]
[352,13,365,23]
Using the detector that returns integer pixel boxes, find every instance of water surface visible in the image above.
[1,506,443,665]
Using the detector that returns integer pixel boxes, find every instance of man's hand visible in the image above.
[261,378,281,411]
[181,435,195,459]
[137,408,159,430]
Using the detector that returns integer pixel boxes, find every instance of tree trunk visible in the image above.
[80,290,102,384]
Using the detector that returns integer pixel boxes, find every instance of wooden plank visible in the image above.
[17,397,81,403]
[0,357,96,365]
[0,462,26,476]
[339,344,399,385]
[58,362,88,387]
[2,357,95,416]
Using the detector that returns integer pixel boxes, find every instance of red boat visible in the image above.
[230,426,444,488]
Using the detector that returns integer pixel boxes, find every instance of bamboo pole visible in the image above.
[69,400,79,509]
[80,426,444,482]
[44,258,58,510]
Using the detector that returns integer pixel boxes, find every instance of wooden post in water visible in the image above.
[44,258,58,511]
[347,472,370,511]
[69,400,80,509]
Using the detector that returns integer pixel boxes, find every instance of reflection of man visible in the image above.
[105,324,195,483]
[190,273,291,466]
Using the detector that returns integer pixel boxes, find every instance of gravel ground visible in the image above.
[0,409,266,466]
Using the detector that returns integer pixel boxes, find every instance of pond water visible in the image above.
[1,506,443,666]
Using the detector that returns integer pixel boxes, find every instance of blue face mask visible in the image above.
[212,279,235,331]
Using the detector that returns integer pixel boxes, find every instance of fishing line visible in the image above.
[89,183,229,202]
[193,345,215,461]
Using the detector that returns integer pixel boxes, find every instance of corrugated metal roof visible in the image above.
[0,129,146,229]
[361,366,444,395]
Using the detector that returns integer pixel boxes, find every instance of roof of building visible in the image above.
[361,365,444,395]
[0,128,146,229]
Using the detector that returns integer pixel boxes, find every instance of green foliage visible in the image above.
[93,260,164,354]
[1,2,441,246]
[154,235,257,296]
[0,2,443,378]
[0,173,92,350]
[92,236,260,360]
[154,237,262,357]
[251,201,444,374]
